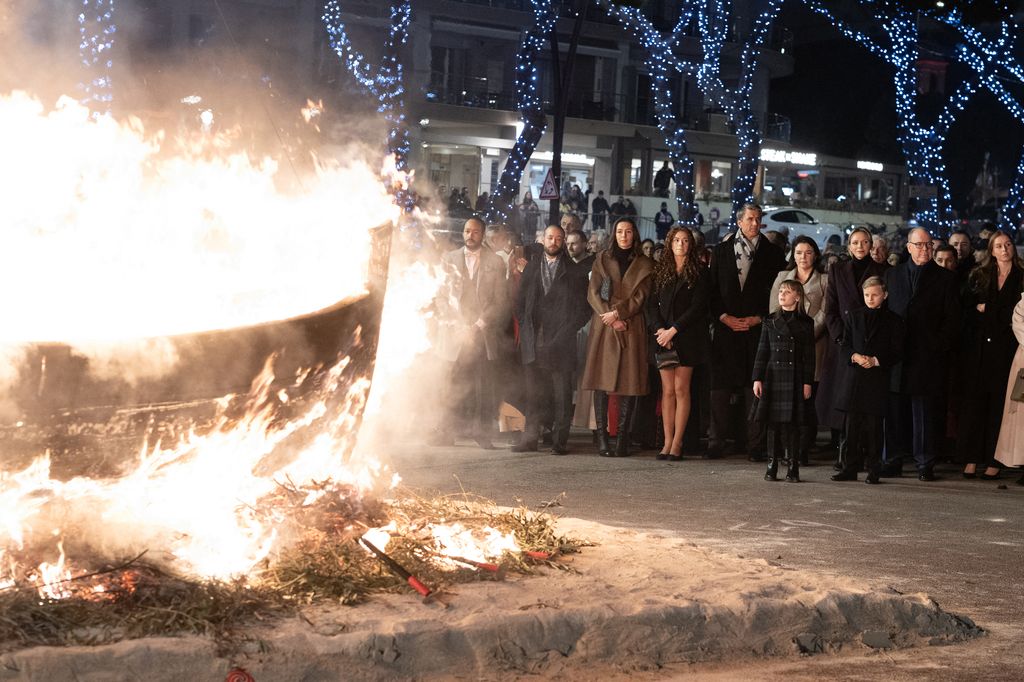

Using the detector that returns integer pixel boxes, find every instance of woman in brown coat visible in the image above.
[582,217,655,456]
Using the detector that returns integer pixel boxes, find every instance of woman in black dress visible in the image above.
[959,230,1024,479]
[647,227,710,460]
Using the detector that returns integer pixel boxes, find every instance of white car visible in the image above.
[761,208,844,250]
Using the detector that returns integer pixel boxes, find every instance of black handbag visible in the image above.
[655,349,680,370]
[1011,368,1024,403]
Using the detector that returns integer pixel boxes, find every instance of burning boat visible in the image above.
[11,222,392,422]
[0,92,409,585]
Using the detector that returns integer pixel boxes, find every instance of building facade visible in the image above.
[13,0,908,227]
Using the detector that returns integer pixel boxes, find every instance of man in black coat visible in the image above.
[948,230,976,283]
[707,203,787,459]
[883,227,961,480]
[591,191,610,230]
[566,229,595,272]
[512,225,591,454]
[831,277,905,484]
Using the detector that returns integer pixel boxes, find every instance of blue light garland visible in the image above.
[78,0,116,116]
[939,12,1024,234]
[802,0,988,234]
[603,1,699,223]
[484,0,557,224]
[322,1,413,211]
[662,0,785,220]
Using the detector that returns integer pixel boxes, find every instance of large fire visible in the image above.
[0,91,398,343]
[0,91,520,605]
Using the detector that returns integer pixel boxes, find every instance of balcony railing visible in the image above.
[425,76,791,142]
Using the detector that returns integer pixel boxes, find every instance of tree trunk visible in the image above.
[730,112,761,220]
[484,111,547,224]
[547,0,587,226]
[1000,147,1024,238]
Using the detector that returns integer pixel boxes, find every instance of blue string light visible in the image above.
[78,0,116,117]
[603,1,699,223]
[802,0,994,234]
[661,0,785,220]
[484,0,557,224]
[938,11,1024,234]
[322,1,413,211]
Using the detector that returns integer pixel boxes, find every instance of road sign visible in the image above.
[539,168,559,200]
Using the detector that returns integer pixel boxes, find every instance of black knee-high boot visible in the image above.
[595,391,612,456]
[614,396,635,457]
[764,426,779,481]
[784,426,800,482]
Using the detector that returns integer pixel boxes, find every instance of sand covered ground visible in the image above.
[0,516,982,681]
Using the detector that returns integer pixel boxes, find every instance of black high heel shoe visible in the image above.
[980,467,1001,481]
[656,452,669,461]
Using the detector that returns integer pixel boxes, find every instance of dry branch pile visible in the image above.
[0,490,587,655]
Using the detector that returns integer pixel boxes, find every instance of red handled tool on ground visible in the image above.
[360,537,432,597]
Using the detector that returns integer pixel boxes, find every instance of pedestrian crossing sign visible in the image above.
[539,168,559,200]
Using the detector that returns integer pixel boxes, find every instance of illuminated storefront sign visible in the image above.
[761,148,817,166]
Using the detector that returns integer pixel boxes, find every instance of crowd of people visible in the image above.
[425,205,1024,486]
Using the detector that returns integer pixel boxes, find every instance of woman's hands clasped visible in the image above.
[655,327,677,349]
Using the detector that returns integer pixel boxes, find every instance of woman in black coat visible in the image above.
[647,227,711,460]
[958,230,1024,479]
[818,227,888,458]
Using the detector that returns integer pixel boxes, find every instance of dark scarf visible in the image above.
[863,306,880,338]
[851,254,870,284]
[907,258,925,293]
[612,243,634,274]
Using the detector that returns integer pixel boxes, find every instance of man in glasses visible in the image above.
[882,227,961,481]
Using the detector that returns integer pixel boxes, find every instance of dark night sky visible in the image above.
[769,0,1024,214]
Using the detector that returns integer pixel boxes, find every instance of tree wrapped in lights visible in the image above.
[1001,150,1024,234]
[672,0,786,217]
[602,1,700,223]
[323,0,413,210]
[483,0,558,224]
[78,0,116,116]
[939,13,1024,234]
[803,0,995,232]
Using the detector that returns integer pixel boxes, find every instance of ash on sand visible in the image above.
[0,518,980,681]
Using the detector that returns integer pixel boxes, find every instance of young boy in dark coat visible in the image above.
[751,280,816,482]
[831,276,905,484]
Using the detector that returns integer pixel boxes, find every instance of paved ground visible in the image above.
[392,433,1024,680]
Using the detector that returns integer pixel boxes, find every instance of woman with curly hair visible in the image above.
[646,227,711,460]
[959,230,1024,479]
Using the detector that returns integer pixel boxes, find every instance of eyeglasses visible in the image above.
[908,241,934,250]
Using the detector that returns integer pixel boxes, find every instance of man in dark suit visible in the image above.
[431,217,511,449]
[707,204,787,459]
[512,225,591,454]
[883,227,961,480]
